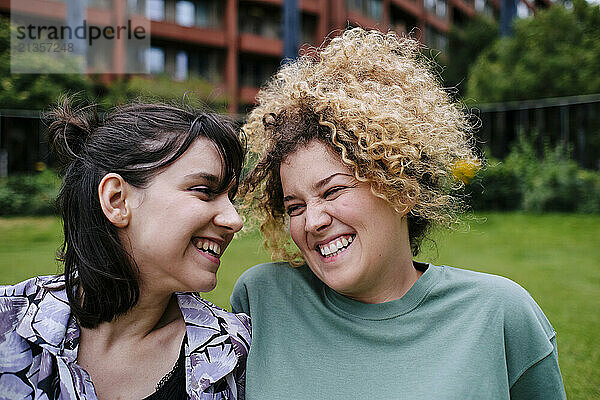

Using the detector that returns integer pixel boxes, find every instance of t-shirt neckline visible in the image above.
[322,261,440,320]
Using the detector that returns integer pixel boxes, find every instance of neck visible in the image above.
[349,257,421,304]
[80,288,183,348]
[343,217,422,304]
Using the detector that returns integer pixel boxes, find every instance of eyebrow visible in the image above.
[183,172,220,184]
[283,173,354,202]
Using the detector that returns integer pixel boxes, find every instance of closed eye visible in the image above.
[286,204,305,217]
[189,186,216,199]
[324,186,346,199]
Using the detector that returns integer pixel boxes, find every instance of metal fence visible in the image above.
[2,93,600,176]
[476,93,600,170]
[0,110,45,177]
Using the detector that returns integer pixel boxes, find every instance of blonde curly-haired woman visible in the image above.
[231,28,565,399]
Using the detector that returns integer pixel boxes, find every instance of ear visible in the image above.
[98,173,132,228]
[398,186,419,217]
[395,198,416,218]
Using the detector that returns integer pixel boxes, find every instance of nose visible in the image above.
[213,194,243,233]
[304,202,332,233]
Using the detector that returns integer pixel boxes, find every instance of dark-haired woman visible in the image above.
[0,102,250,399]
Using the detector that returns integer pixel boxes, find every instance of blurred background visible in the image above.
[1,0,599,209]
[0,0,599,398]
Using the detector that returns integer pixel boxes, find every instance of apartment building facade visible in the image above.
[1,0,552,114]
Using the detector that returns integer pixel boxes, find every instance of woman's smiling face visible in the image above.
[280,140,413,303]
[124,137,243,295]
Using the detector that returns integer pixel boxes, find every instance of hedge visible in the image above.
[465,134,600,213]
[0,169,60,215]
[1,137,599,216]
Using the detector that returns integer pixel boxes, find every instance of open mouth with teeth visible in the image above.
[193,238,222,258]
[317,234,355,258]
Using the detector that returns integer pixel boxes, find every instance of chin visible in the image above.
[310,265,355,293]
[197,281,217,293]
[184,273,218,293]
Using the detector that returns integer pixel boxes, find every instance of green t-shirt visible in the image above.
[231,262,565,399]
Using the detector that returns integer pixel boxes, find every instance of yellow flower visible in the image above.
[452,159,481,184]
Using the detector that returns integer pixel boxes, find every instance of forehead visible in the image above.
[160,137,224,179]
[280,141,351,191]
[282,140,345,169]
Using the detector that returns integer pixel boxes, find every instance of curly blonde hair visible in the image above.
[241,27,478,265]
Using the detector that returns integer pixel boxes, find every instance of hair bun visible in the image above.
[46,97,99,173]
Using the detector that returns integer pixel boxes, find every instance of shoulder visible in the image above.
[0,275,65,386]
[435,265,555,338]
[231,262,317,315]
[0,275,62,335]
[176,293,251,398]
[234,261,293,282]
[234,262,313,289]
[176,292,251,343]
[431,265,558,385]
[1,274,61,297]
[436,265,536,301]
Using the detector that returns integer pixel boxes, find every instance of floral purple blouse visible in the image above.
[0,275,251,400]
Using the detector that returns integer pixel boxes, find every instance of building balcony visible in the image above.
[150,21,226,47]
[239,33,283,57]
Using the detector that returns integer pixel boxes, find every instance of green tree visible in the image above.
[443,15,498,98]
[466,0,600,103]
[99,74,228,112]
[0,16,92,110]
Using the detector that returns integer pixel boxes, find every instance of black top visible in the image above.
[143,338,187,400]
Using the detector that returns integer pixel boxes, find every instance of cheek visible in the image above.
[288,217,306,248]
[335,199,363,225]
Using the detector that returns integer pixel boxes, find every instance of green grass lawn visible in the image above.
[1,213,598,399]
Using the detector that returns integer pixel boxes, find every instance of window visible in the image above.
[188,49,222,82]
[475,0,485,12]
[475,0,495,17]
[347,0,362,11]
[196,0,224,28]
[391,5,418,35]
[517,1,533,18]
[176,1,195,27]
[238,5,280,38]
[87,38,113,71]
[425,25,447,53]
[90,0,112,8]
[302,14,317,44]
[239,57,279,87]
[128,0,145,15]
[146,0,164,21]
[146,46,165,73]
[425,0,447,19]
[175,51,188,80]
[127,43,147,72]
[367,0,382,20]
[144,46,223,81]
[345,0,383,21]
[436,0,446,18]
